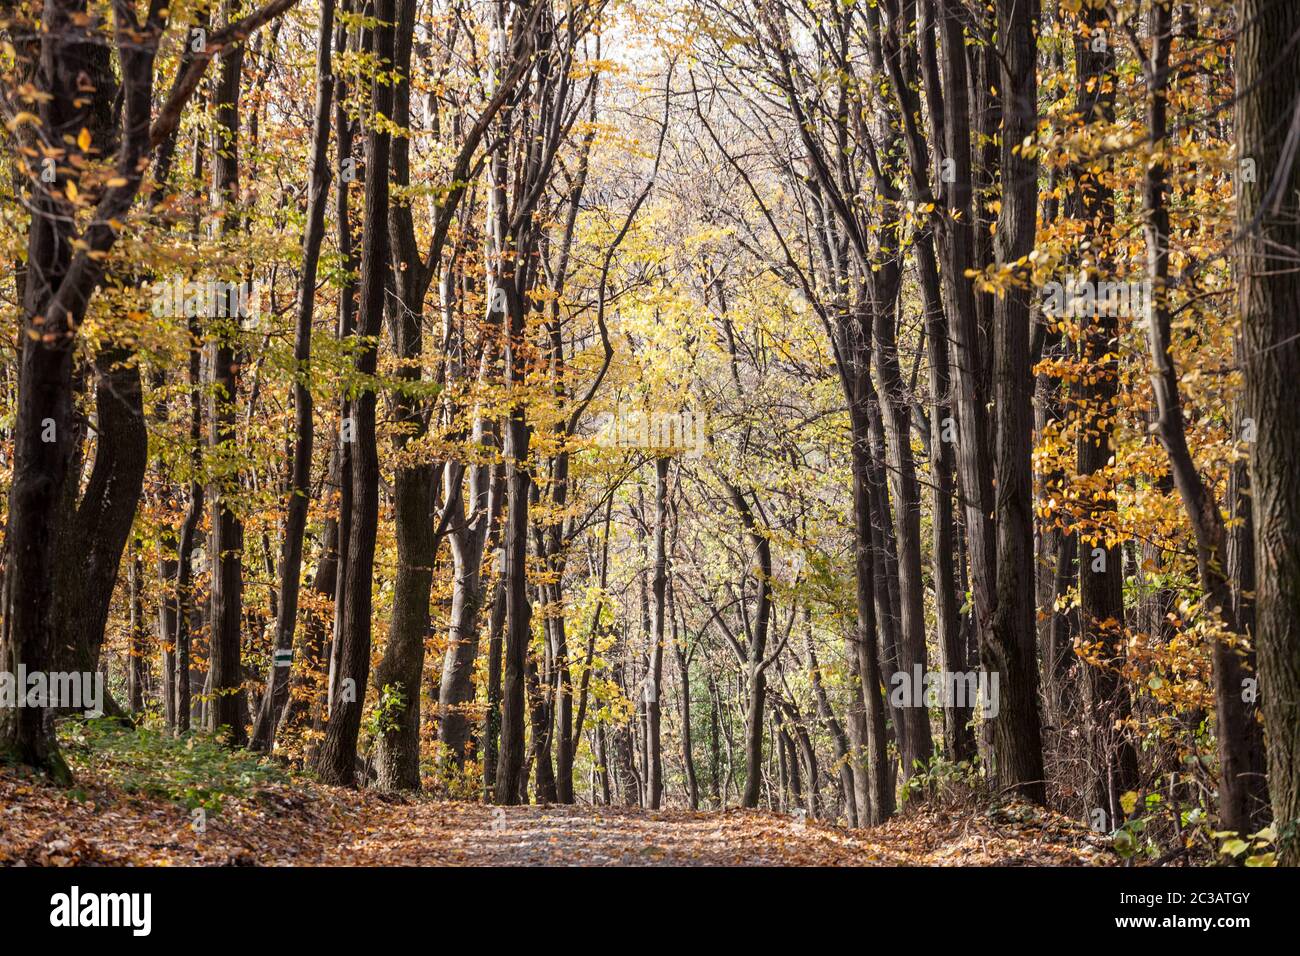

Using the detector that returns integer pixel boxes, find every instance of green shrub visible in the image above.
[59,717,288,815]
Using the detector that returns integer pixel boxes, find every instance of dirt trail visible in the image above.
[322,796,1113,866]
[324,802,908,866]
[1,766,1112,866]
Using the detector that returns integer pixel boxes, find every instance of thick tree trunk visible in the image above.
[372,0,433,792]
[206,14,248,746]
[51,344,148,696]
[987,0,1046,802]
[1237,0,1300,859]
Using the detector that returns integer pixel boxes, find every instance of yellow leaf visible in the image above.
[77,127,91,151]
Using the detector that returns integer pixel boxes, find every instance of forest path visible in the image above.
[317,797,1111,866]
[1,765,1111,866]
[322,801,907,866]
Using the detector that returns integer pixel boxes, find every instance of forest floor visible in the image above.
[1,756,1117,866]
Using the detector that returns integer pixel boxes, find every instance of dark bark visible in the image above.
[806,611,855,823]
[50,345,148,697]
[315,0,394,785]
[1,0,295,774]
[173,307,203,735]
[1237,0,1300,858]
[250,0,336,754]
[128,549,146,713]
[933,1,999,771]
[987,0,1046,802]
[372,0,434,792]
[646,458,670,808]
[439,459,494,768]
[326,0,358,722]
[670,574,699,810]
[1070,5,1138,815]
[206,12,248,746]
[481,548,507,799]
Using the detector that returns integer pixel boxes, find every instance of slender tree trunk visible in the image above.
[670,577,699,809]
[494,312,532,802]
[874,299,935,775]
[482,549,507,799]
[315,0,394,785]
[934,0,999,777]
[806,611,855,823]
[128,549,146,713]
[250,0,335,753]
[1070,5,1139,815]
[326,0,358,723]
[439,460,492,768]
[646,457,669,808]
[847,393,893,823]
[1143,0,1264,834]
[173,306,203,735]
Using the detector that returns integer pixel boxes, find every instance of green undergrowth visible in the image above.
[58,717,289,815]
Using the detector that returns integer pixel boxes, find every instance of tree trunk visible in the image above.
[1237,0,1300,859]
[1143,0,1265,834]
[250,0,335,753]
[372,0,433,792]
[670,576,699,810]
[646,457,670,808]
[206,11,248,746]
[987,0,1046,802]
[315,0,394,785]
[1069,5,1138,814]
